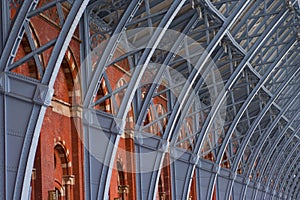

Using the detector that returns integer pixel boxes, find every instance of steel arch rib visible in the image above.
[81,1,142,199]
[160,1,252,199]
[277,143,300,199]
[241,83,300,199]
[251,111,300,199]
[0,0,39,71]
[240,72,300,198]
[134,13,199,200]
[224,41,299,199]
[286,165,300,199]
[262,141,300,199]
[187,5,294,200]
[0,0,89,199]
[116,0,186,126]
[83,1,188,199]
[134,13,199,127]
[82,0,142,106]
[117,1,187,199]
[121,1,189,199]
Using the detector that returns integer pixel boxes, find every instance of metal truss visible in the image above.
[1,0,300,200]
[0,0,90,199]
[276,136,300,199]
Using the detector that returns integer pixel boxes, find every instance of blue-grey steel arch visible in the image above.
[240,74,300,199]
[263,141,300,199]
[224,44,300,199]
[0,0,90,199]
[1,0,300,199]
[276,142,300,199]
[286,156,300,199]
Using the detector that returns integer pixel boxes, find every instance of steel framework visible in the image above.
[0,0,299,199]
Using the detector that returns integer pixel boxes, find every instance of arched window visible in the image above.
[53,143,74,200]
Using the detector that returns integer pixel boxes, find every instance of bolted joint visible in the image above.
[158,139,169,153]
[212,164,220,174]
[190,154,199,165]
[255,182,261,189]
[0,72,8,93]
[244,177,250,185]
[111,117,125,135]
[33,84,53,106]
[230,172,237,181]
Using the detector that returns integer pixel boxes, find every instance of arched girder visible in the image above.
[287,159,300,199]
[0,1,10,52]
[169,40,239,199]
[0,0,89,199]
[261,134,299,193]
[239,70,300,198]
[134,12,199,129]
[134,13,200,200]
[82,1,189,199]
[81,1,142,199]
[82,0,142,106]
[251,114,300,199]
[0,0,39,71]
[115,0,186,121]
[224,44,300,199]
[184,3,296,200]
[118,1,189,199]
[262,141,300,199]
[276,144,300,199]
[158,1,252,199]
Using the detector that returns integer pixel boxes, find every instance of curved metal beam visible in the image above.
[262,141,300,199]
[225,43,299,199]
[240,73,300,198]
[251,113,300,199]
[162,1,253,199]
[276,143,300,199]
[81,1,142,199]
[286,165,300,199]
[116,0,186,122]
[83,0,142,106]
[0,0,39,71]
[0,0,89,199]
[118,2,188,200]
[134,13,200,200]
[197,5,295,200]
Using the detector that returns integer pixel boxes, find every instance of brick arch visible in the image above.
[12,21,81,106]
[53,140,72,200]
[53,48,81,105]
[63,48,81,104]
[54,139,71,176]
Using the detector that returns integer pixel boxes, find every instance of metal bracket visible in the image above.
[190,154,200,165]
[158,139,169,153]
[212,164,220,174]
[230,172,237,181]
[33,84,53,106]
[0,72,8,93]
[110,117,124,135]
